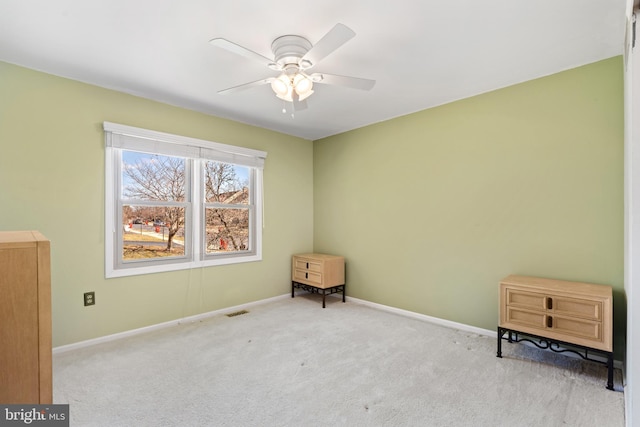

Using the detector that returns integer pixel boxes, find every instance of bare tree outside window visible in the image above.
[120,153,251,260]
[204,161,250,253]
[122,153,186,259]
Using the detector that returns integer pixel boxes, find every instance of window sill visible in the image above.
[106,253,262,278]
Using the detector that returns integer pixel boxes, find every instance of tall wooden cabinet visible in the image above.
[0,231,52,403]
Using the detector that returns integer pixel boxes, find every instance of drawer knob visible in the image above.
[547,297,553,310]
[546,316,553,328]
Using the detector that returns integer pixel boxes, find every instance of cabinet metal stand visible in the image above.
[497,326,614,390]
[291,281,346,308]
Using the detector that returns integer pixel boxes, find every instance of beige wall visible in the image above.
[0,61,314,347]
[313,57,625,356]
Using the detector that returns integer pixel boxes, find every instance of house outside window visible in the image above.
[104,122,266,278]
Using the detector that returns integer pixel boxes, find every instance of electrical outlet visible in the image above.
[84,291,95,306]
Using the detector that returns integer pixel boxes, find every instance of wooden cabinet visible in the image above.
[0,231,52,403]
[291,253,345,308]
[498,274,614,389]
[499,275,612,351]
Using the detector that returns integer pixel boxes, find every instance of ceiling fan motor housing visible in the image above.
[271,35,312,69]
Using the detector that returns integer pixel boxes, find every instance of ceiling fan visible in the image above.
[209,23,375,111]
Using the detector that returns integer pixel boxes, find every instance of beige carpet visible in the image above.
[53,295,625,426]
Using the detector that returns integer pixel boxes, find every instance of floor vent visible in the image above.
[226,310,249,317]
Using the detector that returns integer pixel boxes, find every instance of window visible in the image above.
[104,122,266,278]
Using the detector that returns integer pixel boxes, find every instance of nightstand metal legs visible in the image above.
[291,281,346,308]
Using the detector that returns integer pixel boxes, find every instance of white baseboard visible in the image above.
[347,296,497,338]
[53,294,290,354]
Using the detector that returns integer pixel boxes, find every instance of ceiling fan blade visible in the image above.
[301,23,355,69]
[310,73,375,91]
[218,77,275,95]
[210,38,275,67]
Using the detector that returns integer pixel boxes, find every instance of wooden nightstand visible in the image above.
[291,253,345,308]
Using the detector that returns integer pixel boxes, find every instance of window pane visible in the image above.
[122,206,185,260]
[205,208,249,253]
[122,151,186,201]
[204,161,249,204]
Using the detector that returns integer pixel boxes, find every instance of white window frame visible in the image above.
[104,122,266,278]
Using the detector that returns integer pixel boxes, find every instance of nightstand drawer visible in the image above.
[293,268,323,286]
[293,258,323,273]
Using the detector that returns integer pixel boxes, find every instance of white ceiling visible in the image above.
[0,1,627,140]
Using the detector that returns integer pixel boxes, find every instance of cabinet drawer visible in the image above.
[293,268,323,286]
[505,307,547,330]
[506,289,546,311]
[552,296,602,321]
[553,315,602,342]
[293,258,322,273]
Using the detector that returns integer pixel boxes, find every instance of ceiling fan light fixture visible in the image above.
[271,72,313,103]
[271,74,290,97]
[293,74,313,96]
[272,74,293,101]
